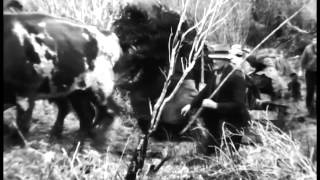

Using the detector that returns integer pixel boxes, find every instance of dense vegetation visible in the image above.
[3,0,317,179]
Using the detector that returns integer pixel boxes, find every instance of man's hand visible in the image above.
[181,104,191,116]
[202,99,218,109]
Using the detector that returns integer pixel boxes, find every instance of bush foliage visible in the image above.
[4,0,317,179]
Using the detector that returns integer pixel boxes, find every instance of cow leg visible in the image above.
[66,91,95,153]
[7,97,35,146]
[50,98,71,139]
[16,98,35,135]
[90,103,118,151]
[68,91,95,140]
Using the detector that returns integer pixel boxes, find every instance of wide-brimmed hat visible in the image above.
[229,44,244,57]
[207,44,232,61]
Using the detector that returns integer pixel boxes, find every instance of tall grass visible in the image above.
[184,119,316,180]
[4,107,316,179]
[4,0,316,179]
[29,0,120,29]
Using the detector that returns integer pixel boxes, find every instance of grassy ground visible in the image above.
[3,93,317,179]
[3,0,317,179]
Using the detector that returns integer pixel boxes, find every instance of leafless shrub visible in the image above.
[4,0,316,180]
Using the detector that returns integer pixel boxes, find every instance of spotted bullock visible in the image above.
[3,13,122,144]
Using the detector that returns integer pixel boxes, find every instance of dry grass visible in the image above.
[3,0,317,179]
[160,0,252,45]
[26,0,120,29]
[4,101,316,179]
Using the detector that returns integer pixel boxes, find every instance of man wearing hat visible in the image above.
[181,44,250,155]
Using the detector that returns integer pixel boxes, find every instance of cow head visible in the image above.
[112,3,198,90]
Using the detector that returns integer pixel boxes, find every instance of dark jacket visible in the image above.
[301,44,317,72]
[190,64,250,127]
[288,80,301,100]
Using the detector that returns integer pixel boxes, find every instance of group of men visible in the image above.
[179,34,317,154]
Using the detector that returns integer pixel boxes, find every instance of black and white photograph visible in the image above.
[3,0,317,179]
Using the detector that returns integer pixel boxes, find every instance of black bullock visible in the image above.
[112,3,211,140]
[3,13,122,144]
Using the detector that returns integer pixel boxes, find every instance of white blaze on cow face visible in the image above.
[86,27,122,66]
[71,56,114,105]
[12,21,28,46]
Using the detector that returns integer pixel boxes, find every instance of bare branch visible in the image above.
[159,67,167,79]
[208,2,239,35]
[148,98,153,116]
[125,0,256,178]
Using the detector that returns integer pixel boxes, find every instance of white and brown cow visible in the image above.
[4,12,122,144]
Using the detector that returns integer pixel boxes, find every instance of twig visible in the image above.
[147,156,171,175]
[114,136,131,179]
[61,147,80,180]
[125,0,245,179]
[71,141,81,165]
